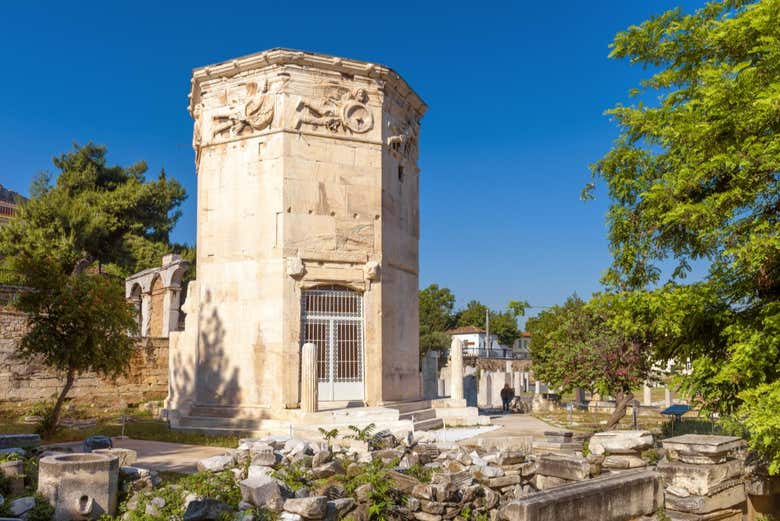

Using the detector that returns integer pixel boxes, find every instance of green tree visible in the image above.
[527,294,652,429]
[590,0,780,469]
[419,284,456,356]
[456,300,489,330]
[457,300,528,347]
[0,143,186,433]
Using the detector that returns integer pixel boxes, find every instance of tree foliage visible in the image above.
[527,294,652,429]
[591,0,780,469]
[0,143,187,433]
[418,285,527,356]
[1,143,187,277]
[456,300,528,346]
[419,284,457,356]
[420,284,456,334]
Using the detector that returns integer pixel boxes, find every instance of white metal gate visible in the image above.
[301,286,364,401]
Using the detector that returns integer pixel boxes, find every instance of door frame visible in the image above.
[300,286,365,402]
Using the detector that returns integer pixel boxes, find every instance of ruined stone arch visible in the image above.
[128,283,143,334]
[125,254,190,338]
[149,274,165,338]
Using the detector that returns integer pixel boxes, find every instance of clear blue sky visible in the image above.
[0,1,701,322]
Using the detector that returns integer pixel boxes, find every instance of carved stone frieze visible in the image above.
[295,85,374,134]
[210,79,276,142]
[192,103,204,169]
[386,118,419,162]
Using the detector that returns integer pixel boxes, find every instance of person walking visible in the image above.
[500,383,515,413]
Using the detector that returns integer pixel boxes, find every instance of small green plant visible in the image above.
[641,448,661,465]
[23,456,40,493]
[582,439,590,457]
[35,403,60,437]
[345,423,376,443]
[404,463,432,483]
[0,452,22,462]
[459,505,489,521]
[24,496,55,521]
[271,460,312,492]
[318,427,339,448]
[117,470,242,521]
[339,459,403,520]
[656,507,672,521]
[253,508,279,521]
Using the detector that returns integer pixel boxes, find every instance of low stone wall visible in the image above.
[0,309,168,407]
[500,469,662,521]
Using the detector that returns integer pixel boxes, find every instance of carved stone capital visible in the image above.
[364,261,380,281]
[287,256,305,279]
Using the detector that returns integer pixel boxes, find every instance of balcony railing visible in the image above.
[462,347,529,360]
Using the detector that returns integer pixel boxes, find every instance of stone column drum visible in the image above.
[300,342,318,413]
[449,338,464,401]
[643,382,652,406]
[38,453,119,521]
[421,350,439,399]
[513,371,522,395]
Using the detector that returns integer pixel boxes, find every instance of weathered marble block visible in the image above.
[0,434,40,450]
[37,453,119,521]
[662,435,745,465]
[92,448,138,468]
[665,508,743,521]
[665,481,746,514]
[500,469,662,521]
[658,459,743,496]
[536,454,590,481]
[588,430,653,455]
[602,454,646,469]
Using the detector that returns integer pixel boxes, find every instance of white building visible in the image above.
[512,332,531,359]
[448,326,511,358]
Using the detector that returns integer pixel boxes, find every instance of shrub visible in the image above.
[404,464,432,484]
[271,460,312,492]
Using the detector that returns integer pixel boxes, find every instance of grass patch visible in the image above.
[0,419,239,448]
[661,418,722,437]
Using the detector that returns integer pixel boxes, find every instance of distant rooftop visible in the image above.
[0,185,26,205]
[448,325,486,335]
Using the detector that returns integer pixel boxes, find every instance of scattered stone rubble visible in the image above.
[1,430,775,521]
[165,429,662,521]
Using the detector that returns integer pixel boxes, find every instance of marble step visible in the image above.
[399,408,437,422]
[180,415,267,430]
[384,400,433,414]
[188,406,250,418]
[414,417,444,431]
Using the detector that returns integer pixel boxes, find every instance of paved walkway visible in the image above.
[48,438,226,474]
[460,412,564,445]
[42,414,559,472]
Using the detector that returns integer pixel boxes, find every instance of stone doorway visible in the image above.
[301,286,364,402]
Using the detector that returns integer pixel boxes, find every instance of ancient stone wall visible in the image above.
[0,309,168,407]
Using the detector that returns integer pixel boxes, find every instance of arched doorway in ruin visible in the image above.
[129,283,143,334]
[300,285,364,402]
[149,275,165,337]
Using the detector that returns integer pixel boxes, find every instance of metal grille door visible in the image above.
[301,286,364,401]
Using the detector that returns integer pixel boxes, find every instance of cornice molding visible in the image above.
[189,48,427,117]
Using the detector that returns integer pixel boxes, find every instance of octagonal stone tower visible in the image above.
[168,49,426,422]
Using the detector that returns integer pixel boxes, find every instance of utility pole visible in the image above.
[485,308,490,354]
